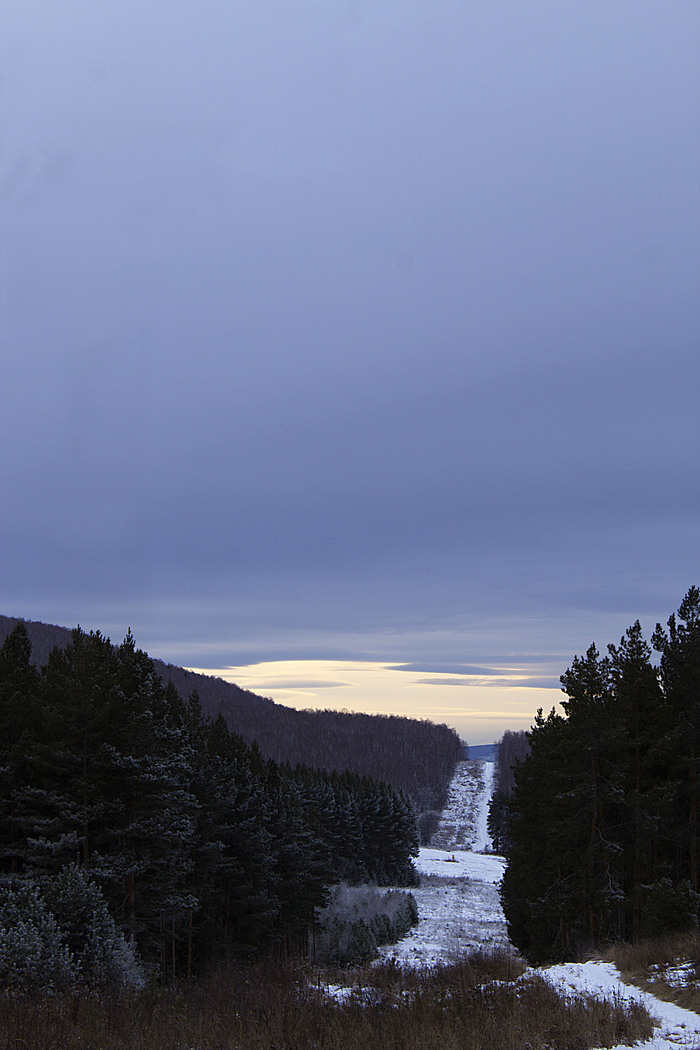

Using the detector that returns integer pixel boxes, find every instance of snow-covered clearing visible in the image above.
[377,759,700,1049]
[379,847,508,966]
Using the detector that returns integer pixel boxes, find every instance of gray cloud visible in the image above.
[415,677,561,690]
[2,1,698,729]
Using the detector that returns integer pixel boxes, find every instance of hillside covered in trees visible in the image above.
[501,587,700,963]
[0,623,420,984]
[0,616,462,814]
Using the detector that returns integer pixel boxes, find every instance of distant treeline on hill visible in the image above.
[0,616,463,815]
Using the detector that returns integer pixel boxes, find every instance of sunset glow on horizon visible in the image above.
[186,659,562,745]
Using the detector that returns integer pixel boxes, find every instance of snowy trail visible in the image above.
[473,760,494,852]
[383,847,700,1049]
[379,761,504,964]
[381,760,700,1049]
[379,849,509,966]
[431,760,495,852]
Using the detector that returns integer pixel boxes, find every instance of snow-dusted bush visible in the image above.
[0,882,77,993]
[42,864,145,992]
[0,868,145,995]
[315,884,418,965]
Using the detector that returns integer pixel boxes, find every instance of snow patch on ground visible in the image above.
[416,847,505,883]
[377,876,509,966]
[378,848,509,966]
[540,961,700,1050]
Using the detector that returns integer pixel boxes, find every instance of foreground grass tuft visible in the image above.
[0,950,653,1050]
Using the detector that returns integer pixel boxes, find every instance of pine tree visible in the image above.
[19,628,122,875]
[0,882,76,993]
[0,622,40,876]
[501,706,581,960]
[41,863,145,991]
[263,767,330,956]
[11,629,199,972]
[653,587,700,893]
[503,593,700,961]
[193,714,277,962]
[103,637,199,970]
[607,621,666,937]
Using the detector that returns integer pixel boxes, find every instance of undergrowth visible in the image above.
[607,931,700,1014]
[0,949,653,1050]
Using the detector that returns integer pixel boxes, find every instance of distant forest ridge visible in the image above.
[467,743,496,761]
[0,615,463,814]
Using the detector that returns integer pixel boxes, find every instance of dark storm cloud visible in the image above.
[2,0,699,693]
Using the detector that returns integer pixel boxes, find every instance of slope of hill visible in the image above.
[0,615,462,812]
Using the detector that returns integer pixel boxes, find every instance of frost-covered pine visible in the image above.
[314,883,419,964]
[0,869,145,995]
[0,882,76,994]
[42,864,145,992]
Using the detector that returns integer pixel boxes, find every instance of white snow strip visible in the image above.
[431,760,495,852]
[377,847,509,967]
[473,760,495,852]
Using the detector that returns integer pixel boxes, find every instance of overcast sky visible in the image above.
[2,1,698,743]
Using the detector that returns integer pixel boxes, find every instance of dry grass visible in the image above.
[0,950,653,1050]
[607,932,700,1014]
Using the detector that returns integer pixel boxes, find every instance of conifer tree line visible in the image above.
[501,587,700,963]
[0,623,419,983]
[0,615,463,816]
[487,729,530,855]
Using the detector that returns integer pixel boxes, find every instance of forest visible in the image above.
[0,616,463,816]
[0,623,422,987]
[500,586,700,963]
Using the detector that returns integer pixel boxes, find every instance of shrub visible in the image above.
[0,953,653,1050]
[416,810,441,846]
[0,869,144,995]
[314,884,419,965]
[0,882,76,993]
[639,878,699,938]
[42,865,145,992]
